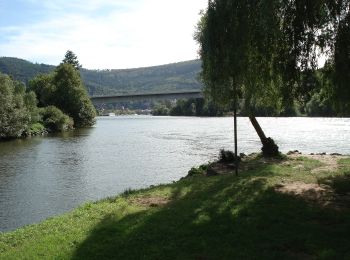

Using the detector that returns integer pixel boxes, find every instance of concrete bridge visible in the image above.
[90,90,203,105]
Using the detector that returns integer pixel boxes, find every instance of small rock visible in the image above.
[330,153,342,156]
[287,150,301,155]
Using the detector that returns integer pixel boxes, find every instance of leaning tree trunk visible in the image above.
[249,116,279,157]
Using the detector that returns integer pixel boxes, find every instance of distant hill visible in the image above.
[0,57,203,96]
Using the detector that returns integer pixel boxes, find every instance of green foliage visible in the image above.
[218,149,238,163]
[329,12,350,115]
[23,91,43,132]
[170,99,196,116]
[0,73,31,139]
[61,50,82,70]
[27,122,45,136]
[0,57,52,84]
[28,73,56,107]
[0,59,95,138]
[151,98,228,117]
[239,99,284,117]
[196,0,350,114]
[187,164,208,176]
[170,98,224,116]
[305,89,334,116]
[29,64,97,127]
[151,104,170,116]
[196,0,285,110]
[39,106,73,132]
[53,64,96,127]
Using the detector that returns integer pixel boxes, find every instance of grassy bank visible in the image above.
[1,154,350,259]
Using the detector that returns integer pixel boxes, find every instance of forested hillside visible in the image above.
[0,57,53,83]
[0,57,202,96]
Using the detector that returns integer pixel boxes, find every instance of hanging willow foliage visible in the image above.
[195,0,350,112]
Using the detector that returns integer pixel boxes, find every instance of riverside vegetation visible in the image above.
[1,56,350,118]
[0,52,96,140]
[0,152,349,259]
[0,57,202,96]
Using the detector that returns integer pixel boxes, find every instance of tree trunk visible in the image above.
[249,116,279,157]
[233,81,239,175]
[234,103,238,176]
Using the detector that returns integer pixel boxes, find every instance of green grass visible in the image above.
[1,156,350,259]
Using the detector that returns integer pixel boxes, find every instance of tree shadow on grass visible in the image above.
[318,171,350,210]
[73,168,350,260]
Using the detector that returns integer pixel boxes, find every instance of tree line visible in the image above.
[0,51,96,140]
[152,98,224,116]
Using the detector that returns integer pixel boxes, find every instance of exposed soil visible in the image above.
[129,196,170,207]
[275,152,349,209]
[275,181,328,200]
[206,162,236,176]
[275,181,350,210]
[289,153,346,173]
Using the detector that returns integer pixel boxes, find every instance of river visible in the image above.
[0,116,349,232]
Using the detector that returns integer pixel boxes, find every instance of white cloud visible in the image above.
[0,0,207,69]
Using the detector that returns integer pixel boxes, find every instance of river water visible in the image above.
[0,116,349,232]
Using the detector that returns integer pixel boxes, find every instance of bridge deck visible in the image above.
[91,91,203,104]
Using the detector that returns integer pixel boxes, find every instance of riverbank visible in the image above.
[1,153,350,259]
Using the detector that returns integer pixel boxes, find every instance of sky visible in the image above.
[0,0,208,69]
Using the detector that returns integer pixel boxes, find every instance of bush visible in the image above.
[152,104,170,116]
[40,106,74,132]
[219,149,240,163]
[187,164,208,176]
[26,123,46,136]
[29,64,97,127]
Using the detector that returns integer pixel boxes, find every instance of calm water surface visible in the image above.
[0,116,349,231]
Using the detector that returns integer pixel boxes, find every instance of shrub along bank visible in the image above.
[0,63,96,140]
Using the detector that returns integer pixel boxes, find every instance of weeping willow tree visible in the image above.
[332,10,350,114]
[195,0,349,157]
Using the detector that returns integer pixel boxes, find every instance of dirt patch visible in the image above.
[129,196,170,207]
[288,153,346,173]
[206,162,236,176]
[275,181,350,210]
[239,153,286,171]
[275,182,328,200]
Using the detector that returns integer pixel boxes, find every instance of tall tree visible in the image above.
[53,64,96,127]
[331,11,350,114]
[28,73,56,107]
[196,0,349,156]
[62,50,82,70]
[195,0,283,156]
[0,73,30,139]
